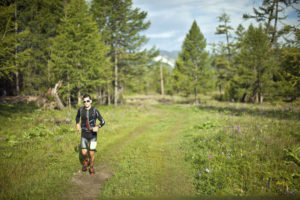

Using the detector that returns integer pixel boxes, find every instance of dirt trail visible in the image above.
[66,165,113,200]
[150,112,195,196]
[65,106,194,199]
[65,117,161,200]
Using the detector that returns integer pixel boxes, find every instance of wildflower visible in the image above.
[237,125,241,135]
[285,191,294,195]
[222,152,224,155]
[227,155,231,159]
[208,154,212,159]
[56,136,62,141]
[198,173,202,177]
[205,168,210,173]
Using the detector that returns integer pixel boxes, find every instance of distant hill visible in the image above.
[153,56,175,68]
[159,50,179,60]
[152,50,179,68]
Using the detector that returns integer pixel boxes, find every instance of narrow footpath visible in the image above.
[66,105,195,199]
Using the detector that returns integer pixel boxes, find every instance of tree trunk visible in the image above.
[114,49,118,106]
[97,88,101,104]
[271,1,279,45]
[47,49,52,85]
[160,64,164,96]
[194,87,199,105]
[265,0,275,36]
[255,93,259,103]
[225,21,231,64]
[67,72,71,108]
[51,80,65,109]
[194,65,199,105]
[77,90,81,105]
[15,1,20,96]
[260,92,264,103]
[107,82,111,105]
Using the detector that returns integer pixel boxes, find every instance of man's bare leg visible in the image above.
[89,150,95,167]
[89,150,95,174]
[82,149,88,161]
[81,149,89,171]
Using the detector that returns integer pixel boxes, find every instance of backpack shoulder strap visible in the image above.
[80,107,84,117]
[92,107,96,117]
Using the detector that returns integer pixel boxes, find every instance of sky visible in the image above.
[132,0,299,52]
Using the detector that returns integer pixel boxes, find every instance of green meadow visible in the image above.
[0,96,299,199]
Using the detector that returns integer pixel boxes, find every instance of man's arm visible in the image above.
[96,109,105,128]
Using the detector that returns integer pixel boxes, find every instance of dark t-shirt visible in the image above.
[75,106,105,139]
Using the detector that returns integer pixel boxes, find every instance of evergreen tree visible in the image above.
[215,12,233,64]
[121,47,158,95]
[0,1,16,95]
[243,0,298,46]
[19,0,64,95]
[174,20,212,104]
[0,0,64,96]
[214,55,230,96]
[91,0,154,105]
[50,0,110,106]
[226,24,274,103]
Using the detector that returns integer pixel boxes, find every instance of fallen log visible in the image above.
[0,80,65,110]
[36,117,72,125]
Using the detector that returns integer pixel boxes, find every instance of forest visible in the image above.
[0,0,299,107]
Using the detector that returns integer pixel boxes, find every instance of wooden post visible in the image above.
[160,63,164,96]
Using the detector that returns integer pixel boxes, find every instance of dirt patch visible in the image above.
[65,164,114,200]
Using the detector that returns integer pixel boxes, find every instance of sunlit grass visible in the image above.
[0,97,299,199]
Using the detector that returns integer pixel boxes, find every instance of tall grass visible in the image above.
[180,103,300,196]
[0,102,157,199]
[0,98,299,199]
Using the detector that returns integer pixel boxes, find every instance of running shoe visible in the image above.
[82,160,88,172]
[89,167,95,175]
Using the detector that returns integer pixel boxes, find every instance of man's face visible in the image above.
[83,97,91,108]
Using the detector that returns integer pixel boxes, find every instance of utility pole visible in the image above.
[160,62,164,96]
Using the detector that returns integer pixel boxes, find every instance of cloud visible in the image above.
[147,31,177,38]
[133,0,299,51]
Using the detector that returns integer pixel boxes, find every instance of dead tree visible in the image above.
[0,80,65,110]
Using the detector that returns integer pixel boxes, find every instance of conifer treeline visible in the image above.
[173,0,299,103]
[0,0,158,106]
[211,0,300,103]
[0,0,299,105]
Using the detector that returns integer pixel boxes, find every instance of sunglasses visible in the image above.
[83,100,91,103]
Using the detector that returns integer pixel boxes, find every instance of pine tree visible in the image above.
[215,12,233,64]
[91,0,153,105]
[243,0,297,46]
[19,0,64,95]
[226,24,273,103]
[0,1,16,95]
[0,0,64,96]
[174,20,212,104]
[50,0,110,106]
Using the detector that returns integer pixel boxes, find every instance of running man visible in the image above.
[76,94,105,175]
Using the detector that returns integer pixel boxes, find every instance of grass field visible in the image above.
[0,95,299,199]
